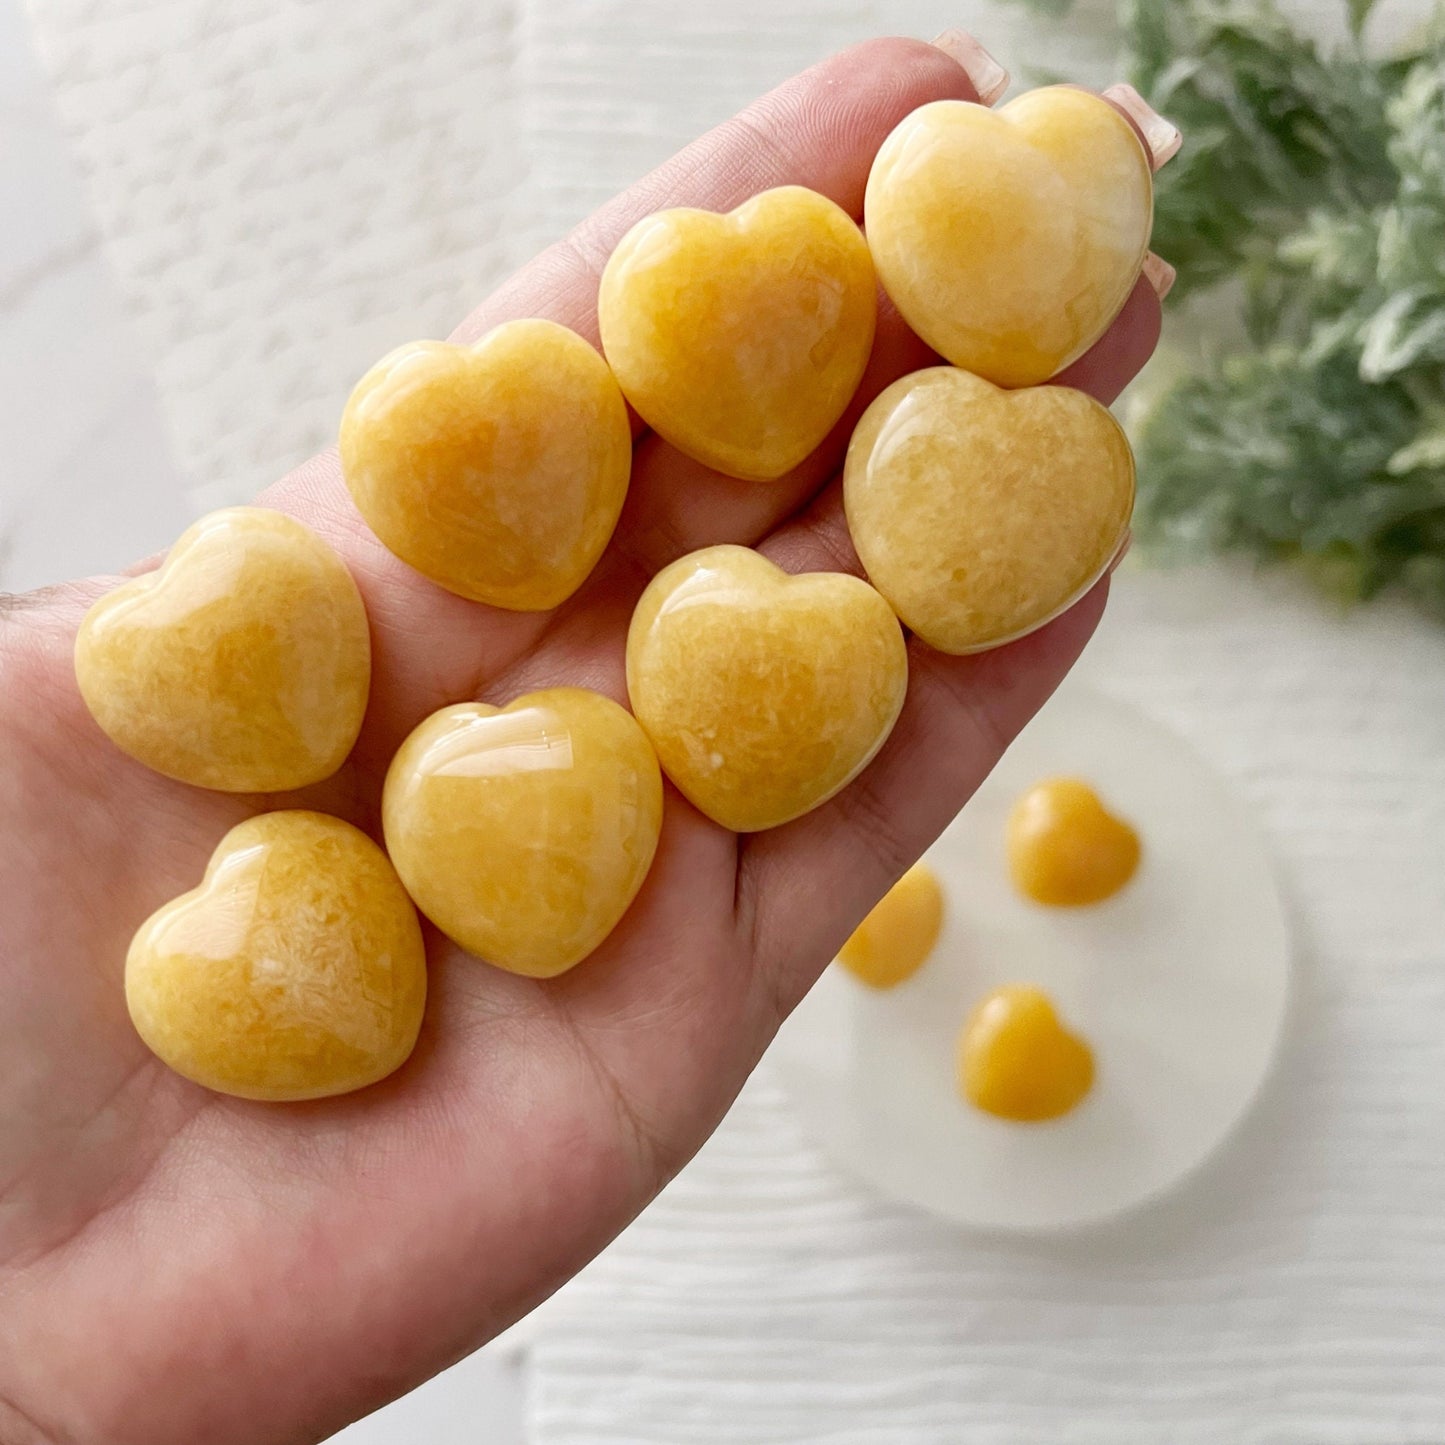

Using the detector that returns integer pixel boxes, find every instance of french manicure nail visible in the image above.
[1103,83,1181,170]
[931,30,1010,106]
[1142,251,1176,301]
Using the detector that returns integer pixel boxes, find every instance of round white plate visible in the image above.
[770,684,1291,1234]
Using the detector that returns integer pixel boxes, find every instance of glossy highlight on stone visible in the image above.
[340,319,632,610]
[626,545,908,833]
[383,688,663,978]
[837,861,944,990]
[865,87,1153,387]
[1007,777,1141,907]
[126,811,427,1101]
[957,985,1095,1123]
[844,366,1134,654]
[598,186,877,481]
[75,507,371,792]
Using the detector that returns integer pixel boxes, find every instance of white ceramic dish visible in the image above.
[770,684,1291,1234]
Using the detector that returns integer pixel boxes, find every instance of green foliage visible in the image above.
[1125,0,1399,298]
[1006,0,1445,614]
[1131,350,1445,612]
[1008,0,1080,14]
[1348,0,1381,37]
[1128,1,1445,611]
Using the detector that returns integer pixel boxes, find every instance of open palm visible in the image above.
[0,38,1161,1445]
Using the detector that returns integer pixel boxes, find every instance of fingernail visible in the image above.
[931,30,1010,106]
[1103,83,1181,170]
[1142,251,1176,300]
[1107,530,1133,575]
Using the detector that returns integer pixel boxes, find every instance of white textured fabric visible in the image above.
[23,0,528,506]
[19,2,1445,1439]
[532,563,1445,1443]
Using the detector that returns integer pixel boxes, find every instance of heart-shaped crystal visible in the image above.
[866,87,1153,387]
[845,367,1134,654]
[626,545,908,832]
[341,319,632,610]
[383,688,664,978]
[75,507,370,792]
[599,186,876,481]
[126,811,427,1100]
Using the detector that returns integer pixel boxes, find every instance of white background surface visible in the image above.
[3,0,1443,1441]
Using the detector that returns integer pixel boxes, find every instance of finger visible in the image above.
[259,37,986,759]
[1141,252,1176,301]
[1051,275,1162,403]
[1102,83,1183,171]
[929,30,1010,105]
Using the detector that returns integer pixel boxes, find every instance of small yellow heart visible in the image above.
[126,812,427,1101]
[383,688,664,978]
[958,985,1095,1123]
[837,861,945,990]
[1007,777,1141,907]
[845,367,1134,654]
[626,545,908,832]
[598,186,877,481]
[340,319,632,610]
[866,87,1153,388]
[75,507,370,792]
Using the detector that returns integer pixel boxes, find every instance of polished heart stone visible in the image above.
[865,87,1153,388]
[382,687,663,978]
[837,860,945,990]
[625,545,908,833]
[340,318,632,610]
[844,367,1134,654]
[126,811,427,1101]
[75,507,371,792]
[1007,776,1141,907]
[957,985,1095,1122]
[598,186,877,482]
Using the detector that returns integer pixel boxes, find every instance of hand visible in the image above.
[0,37,1160,1445]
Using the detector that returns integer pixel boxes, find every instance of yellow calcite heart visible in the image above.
[382,688,664,978]
[126,811,427,1101]
[958,985,1094,1123]
[340,319,632,610]
[837,861,945,989]
[865,87,1153,387]
[1007,777,1141,907]
[625,545,908,833]
[598,186,877,481]
[75,507,371,792]
[844,367,1134,654]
